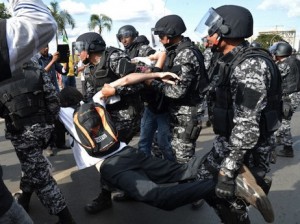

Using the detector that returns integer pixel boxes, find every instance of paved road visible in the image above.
[1,104,300,223]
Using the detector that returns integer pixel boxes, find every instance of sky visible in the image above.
[2,0,300,52]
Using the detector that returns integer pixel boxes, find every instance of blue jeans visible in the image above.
[138,106,175,161]
[0,200,33,224]
[62,75,76,88]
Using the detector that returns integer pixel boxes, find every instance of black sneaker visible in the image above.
[206,120,212,127]
[191,199,205,210]
[13,192,31,212]
[44,147,56,156]
[84,193,112,214]
[235,165,274,223]
[112,191,133,202]
[277,146,294,157]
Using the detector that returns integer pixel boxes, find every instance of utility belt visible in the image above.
[5,114,54,132]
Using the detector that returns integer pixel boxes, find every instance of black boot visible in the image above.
[212,200,250,224]
[56,207,76,224]
[14,191,32,212]
[84,189,112,214]
[277,145,294,157]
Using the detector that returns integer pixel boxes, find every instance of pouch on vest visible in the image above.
[73,102,120,158]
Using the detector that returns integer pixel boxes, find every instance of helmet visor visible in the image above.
[74,41,89,54]
[269,42,279,55]
[117,31,135,41]
[195,8,223,37]
[151,27,165,36]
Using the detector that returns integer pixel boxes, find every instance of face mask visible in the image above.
[163,42,179,51]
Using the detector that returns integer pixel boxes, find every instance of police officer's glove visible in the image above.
[215,173,235,199]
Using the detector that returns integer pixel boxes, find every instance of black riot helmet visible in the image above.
[195,5,253,39]
[117,25,139,42]
[269,41,293,57]
[152,15,186,38]
[250,41,261,48]
[75,32,106,54]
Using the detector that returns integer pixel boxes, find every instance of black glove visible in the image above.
[215,173,235,199]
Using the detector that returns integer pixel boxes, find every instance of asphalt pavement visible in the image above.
[1,85,300,223]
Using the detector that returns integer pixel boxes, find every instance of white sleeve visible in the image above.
[92,92,106,107]
[6,0,57,72]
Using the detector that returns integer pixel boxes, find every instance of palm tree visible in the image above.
[0,3,11,19]
[88,14,112,34]
[49,1,75,45]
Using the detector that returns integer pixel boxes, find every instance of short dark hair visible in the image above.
[59,86,83,107]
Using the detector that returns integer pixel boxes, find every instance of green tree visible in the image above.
[254,34,284,49]
[0,3,11,19]
[88,14,112,34]
[49,1,75,45]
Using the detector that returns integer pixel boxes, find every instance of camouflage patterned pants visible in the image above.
[170,108,202,164]
[9,124,67,215]
[276,91,300,146]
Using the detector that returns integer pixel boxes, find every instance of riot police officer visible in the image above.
[149,14,208,164]
[0,1,75,223]
[270,41,300,157]
[75,32,142,144]
[117,25,155,58]
[74,32,143,213]
[195,5,280,223]
[117,25,175,162]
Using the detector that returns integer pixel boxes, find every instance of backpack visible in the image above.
[73,102,120,158]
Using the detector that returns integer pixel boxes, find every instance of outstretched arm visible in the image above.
[109,71,180,87]
[101,51,174,97]
[101,72,179,98]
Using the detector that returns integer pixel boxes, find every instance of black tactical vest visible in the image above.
[85,47,120,92]
[212,47,282,140]
[280,56,300,94]
[125,36,155,59]
[163,37,209,106]
[0,62,50,131]
[126,42,143,59]
[0,20,12,82]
